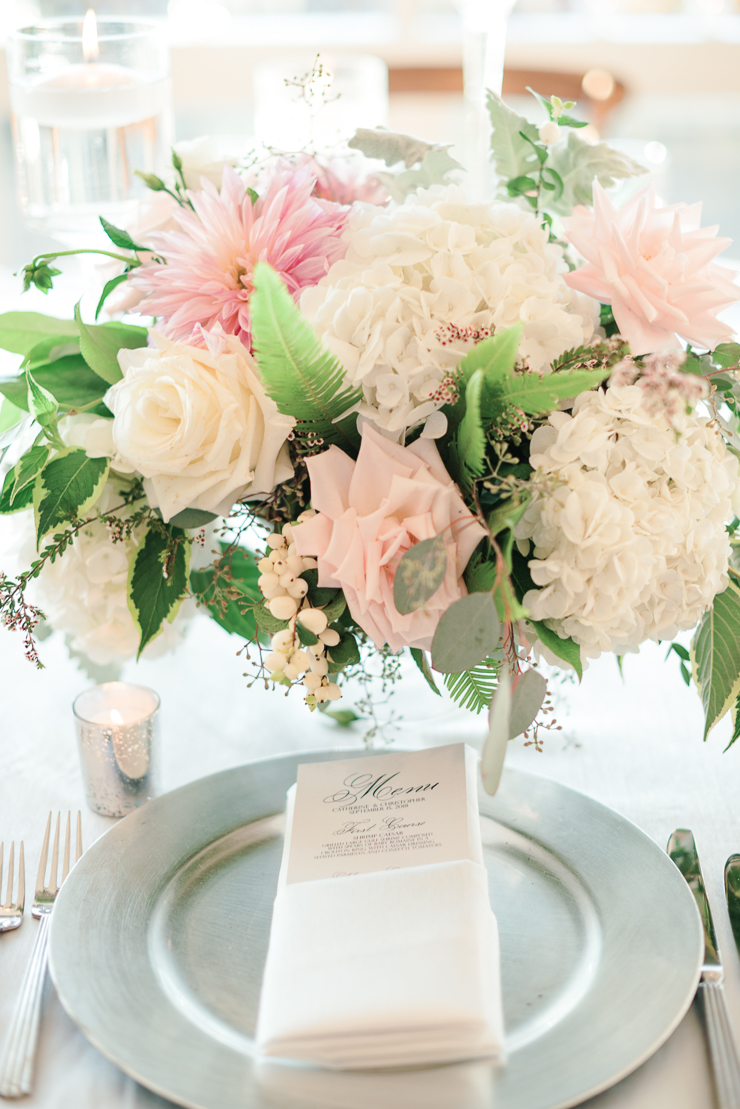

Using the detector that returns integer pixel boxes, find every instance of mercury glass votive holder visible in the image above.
[73,682,160,818]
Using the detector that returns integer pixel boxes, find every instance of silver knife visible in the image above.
[668,829,740,1109]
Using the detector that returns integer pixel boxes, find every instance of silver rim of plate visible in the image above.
[49,750,703,1109]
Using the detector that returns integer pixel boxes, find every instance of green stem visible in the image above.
[24,248,142,269]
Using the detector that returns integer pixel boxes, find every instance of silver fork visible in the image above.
[0,844,25,933]
[0,813,82,1099]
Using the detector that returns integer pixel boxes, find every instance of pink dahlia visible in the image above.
[564,181,738,355]
[129,165,349,346]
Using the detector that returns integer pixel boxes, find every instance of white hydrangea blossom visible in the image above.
[515,386,740,660]
[5,480,208,666]
[300,185,598,435]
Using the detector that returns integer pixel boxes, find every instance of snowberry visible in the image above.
[257,558,273,574]
[258,572,280,592]
[267,534,287,550]
[319,628,340,647]
[271,630,294,652]
[286,555,304,576]
[283,663,300,680]
[291,649,311,672]
[264,652,286,672]
[287,579,309,600]
[325,682,341,701]
[539,121,561,145]
[299,608,328,634]
[302,557,318,571]
[310,656,329,677]
[268,595,298,620]
[303,672,322,692]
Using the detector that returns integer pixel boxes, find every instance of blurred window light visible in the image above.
[645,141,667,164]
[582,69,615,102]
[168,0,232,35]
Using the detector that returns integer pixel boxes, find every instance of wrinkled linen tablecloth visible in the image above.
[0,610,738,1109]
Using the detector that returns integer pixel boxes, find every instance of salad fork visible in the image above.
[0,843,25,933]
[0,813,82,1098]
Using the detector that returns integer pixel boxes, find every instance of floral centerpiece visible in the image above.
[2,86,740,781]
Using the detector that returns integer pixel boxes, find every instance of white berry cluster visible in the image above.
[257,518,342,705]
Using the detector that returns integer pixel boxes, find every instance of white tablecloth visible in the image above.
[0,608,737,1109]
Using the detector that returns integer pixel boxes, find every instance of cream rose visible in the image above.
[105,328,294,522]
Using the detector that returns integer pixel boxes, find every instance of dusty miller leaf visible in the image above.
[394,535,448,615]
[348,127,445,168]
[380,148,462,202]
[546,132,647,216]
[486,91,540,186]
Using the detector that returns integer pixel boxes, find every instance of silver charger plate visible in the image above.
[49,750,703,1109]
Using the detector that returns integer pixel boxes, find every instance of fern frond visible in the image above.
[250,263,362,452]
[484,366,610,423]
[444,657,500,713]
[446,326,521,430]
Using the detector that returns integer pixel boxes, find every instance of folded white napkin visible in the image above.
[255,760,505,1070]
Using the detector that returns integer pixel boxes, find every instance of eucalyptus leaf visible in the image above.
[481,667,511,796]
[410,647,441,696]
[431,592,501,674]
[691,580,740,739]
[127,523,190,657]
[166,507,218,529]
[394,534,448,615]
[712,343,740,370]
[509,667,547,738]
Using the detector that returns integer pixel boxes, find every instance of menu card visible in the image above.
[285,743,480,885]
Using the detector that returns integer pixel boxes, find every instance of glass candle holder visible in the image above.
[7,14,173,242]
[73,682,160,818]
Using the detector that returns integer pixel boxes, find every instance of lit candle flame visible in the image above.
[111,709,124,726]
[82,9,99,62]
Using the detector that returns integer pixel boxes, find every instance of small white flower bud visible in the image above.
[291,649,311,672]
[539,121,561,145]
[268,595,298,620]
[310,656,329,677]
[325,682,342,701]
[287,579,309,600]
[257,558,273,574]
[267,533,287,550]
[319,628,340,647]
[264,652,286,672]
[298,608,328,634]
[283,663,300,680]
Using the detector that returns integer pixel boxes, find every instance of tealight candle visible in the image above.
[7,12,172,240]
[73,682,160,817]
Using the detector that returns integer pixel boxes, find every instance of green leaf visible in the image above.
[301,568,340,609]
[95,274,130,320]
[728,692,740,751]
[486,91,541,185]
[253,603,290,635]
[326,631,361,672]
[451,369,487,491]
[25,366,58,427]
[296,622,319,647]
[33,448,109,544]
[509,667,547,738]
[191,545,260,640]
[446,326,522,430]
[0,312,78,356]
[0,468,34,514]
[250,263,361,451]
[0,354,111,417]
[410,647,441,696]
[506,175,538,198]
[9,444,49,505]
[530,619,583,679]
[74,303,147,386]
[691,580,740,740]
[394,534,448,615]
[487,492,531,539]
[557,115,588,129]
[0,398,29,450]
[481,666,511,795]
[443,656,499,713]
[712,343,740,370]
[546,132,647,217]
[431,592,501,674]
[167,508,218,528]
[99,217,147,253]
[127,523,191,657]
[25,335,81,368]
[321,590,347,623]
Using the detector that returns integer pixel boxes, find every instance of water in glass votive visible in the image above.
[11,73,172,241]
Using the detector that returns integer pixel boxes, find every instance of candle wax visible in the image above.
[10,64,169,129]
